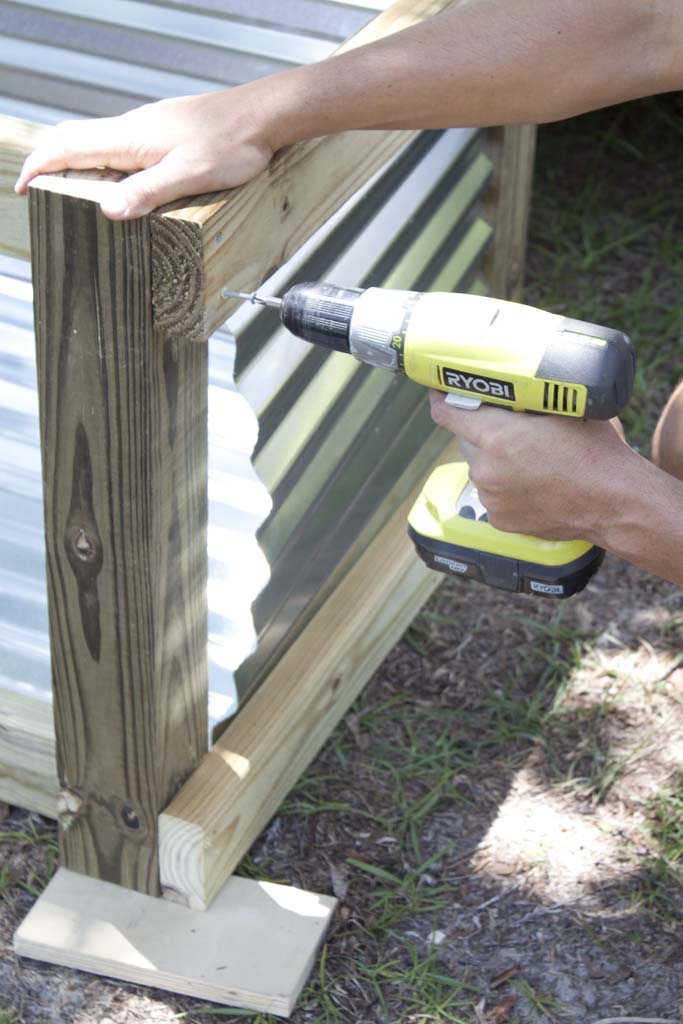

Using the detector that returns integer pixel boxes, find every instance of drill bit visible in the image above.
[222,287,283,310]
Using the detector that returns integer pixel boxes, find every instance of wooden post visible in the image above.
[484,124,537,301]
[29,175,208,895]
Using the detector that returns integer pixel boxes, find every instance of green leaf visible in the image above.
[346,858,402,886]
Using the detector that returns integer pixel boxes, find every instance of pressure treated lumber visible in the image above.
[29,175,209,894]
[0,692,58,818]
[0,114,49,259]
[154,0,457,340]
[15,867,336,1018]
[0,1,474,339]
[159,441,459,911]
[483,124,537,301]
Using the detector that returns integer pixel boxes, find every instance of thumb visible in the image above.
[99,155,187,219]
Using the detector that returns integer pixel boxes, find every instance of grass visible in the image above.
[650,779,683,863]
[623,777,683,920]
[525,95,683,450]
[0,819,58,900]
[512,978,570,1021]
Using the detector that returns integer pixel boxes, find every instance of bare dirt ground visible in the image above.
[2,96,683,1024]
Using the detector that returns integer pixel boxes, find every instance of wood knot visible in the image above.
[120,803,141,830]
[111,796,149,843]
[58,787,86,831]
[65,423,104,660]
[73,527,97,562]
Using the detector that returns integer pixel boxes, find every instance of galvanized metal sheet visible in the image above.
[0,6,292,91]
[13,0,335,64]
[149,0,374,40]
[0,0,378,118]
[0,256,268,727]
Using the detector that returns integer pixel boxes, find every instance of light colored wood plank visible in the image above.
[0,691,58,818]
[0,114,50,260]
[29,175,209,893]
[159,440,460,911]
[158,130,415,340]
[15,867,336,1018]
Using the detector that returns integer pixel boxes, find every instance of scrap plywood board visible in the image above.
[15,867,336,1018]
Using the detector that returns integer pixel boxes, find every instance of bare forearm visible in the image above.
[17,0,683,217]
[594,452,683,586]
[262,0,681,150]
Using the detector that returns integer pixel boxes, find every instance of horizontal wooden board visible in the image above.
[0,114,50,259]
[0,690,58,818]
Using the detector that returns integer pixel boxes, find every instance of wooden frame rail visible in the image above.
[0,114,49,260]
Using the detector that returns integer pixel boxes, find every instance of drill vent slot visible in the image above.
[543,382,578,414]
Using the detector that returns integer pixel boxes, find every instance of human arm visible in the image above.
[429,392,683,586]
[15,0,683,219]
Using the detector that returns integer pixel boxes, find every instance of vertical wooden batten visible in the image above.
[29,174,209,895]
[483,124,537,301]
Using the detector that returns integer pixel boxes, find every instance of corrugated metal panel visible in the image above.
[0,258,49,706]
[233,132,494,700]
[0,2,497,739]
[0,0,378,119]
[0,253,273,726]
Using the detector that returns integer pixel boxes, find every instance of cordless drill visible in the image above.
[225,283,634,598]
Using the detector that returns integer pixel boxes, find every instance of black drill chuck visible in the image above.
[279,282,363,351]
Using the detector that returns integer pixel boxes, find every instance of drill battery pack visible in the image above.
[407,463,604,599]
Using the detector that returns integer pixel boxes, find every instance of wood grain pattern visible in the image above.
[15,867,336,1017]
[483,124,537,300]
[150,215,204,341]
[0,114,50,260]
[0,692,58,818]
[156,0,458,339]
[29,176,209,894]
[159,441,459,911]
[0,0,458,336]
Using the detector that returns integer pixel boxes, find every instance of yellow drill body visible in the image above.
[226,282,635,597]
